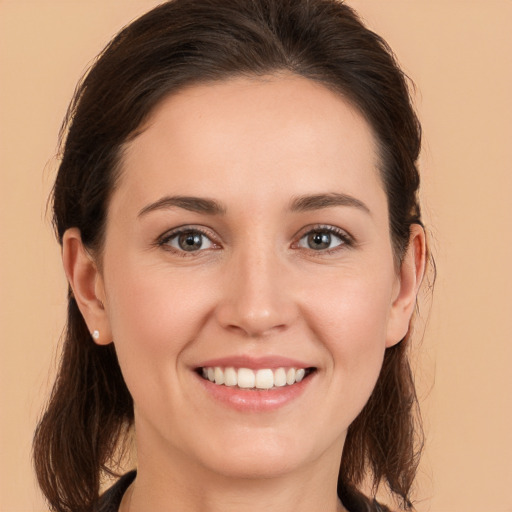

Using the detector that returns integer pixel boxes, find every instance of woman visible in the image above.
[33,1,430,511]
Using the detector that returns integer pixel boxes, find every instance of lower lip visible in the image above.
[195,372,314,412]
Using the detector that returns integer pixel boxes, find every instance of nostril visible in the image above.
[223,322,289,339]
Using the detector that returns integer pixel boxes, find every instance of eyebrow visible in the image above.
[289,192,371,215]
[138,192,370,218]
[138,196,227,217]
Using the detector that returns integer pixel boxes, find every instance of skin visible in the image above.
[63,74,425,512]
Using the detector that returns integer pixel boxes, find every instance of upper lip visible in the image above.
[195,355,314,370]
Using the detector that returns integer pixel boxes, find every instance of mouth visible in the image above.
[197,366,317,390]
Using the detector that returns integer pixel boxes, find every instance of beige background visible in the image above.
[1,1,511,511]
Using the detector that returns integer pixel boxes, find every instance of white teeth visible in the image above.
[274,367,287,387]
[200,366,311,389]
[214,367,224,385]
[237,368,255,388]
[295,368,306,382]
[255,369,274,389]
[224,367,237,387]
[286,368,296,385]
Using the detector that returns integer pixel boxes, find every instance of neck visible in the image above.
[124,473,347,512]
[123,436,348,512]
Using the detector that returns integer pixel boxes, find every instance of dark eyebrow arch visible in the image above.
[138,195,227,217]
[289,192,371,215]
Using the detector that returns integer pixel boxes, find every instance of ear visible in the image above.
[386,224,426,348]
[62,228,112,345]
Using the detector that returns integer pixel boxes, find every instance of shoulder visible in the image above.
[96,471,136,512]
[350,501,393,512]
[339,486,392,512]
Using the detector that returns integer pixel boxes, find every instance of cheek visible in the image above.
[303,268,393,387]
[103,263,214,389]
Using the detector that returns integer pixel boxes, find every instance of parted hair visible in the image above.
[33,1,428,511]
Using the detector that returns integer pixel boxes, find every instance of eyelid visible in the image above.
[292,224,355,251]
[155,223,354,255]
[157,225,221,254]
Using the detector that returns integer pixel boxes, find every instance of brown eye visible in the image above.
[165,230,213,252]
[298,228,347,251]
[307,232,331,250]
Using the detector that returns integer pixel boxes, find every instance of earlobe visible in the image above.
[62,228,112,345]
[386,224,426,348]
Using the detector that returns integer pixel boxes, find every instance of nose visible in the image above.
[215,246,298,338]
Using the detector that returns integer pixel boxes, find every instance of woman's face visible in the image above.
[94,75,413,480]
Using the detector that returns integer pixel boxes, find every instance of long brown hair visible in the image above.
[34,1,431,511]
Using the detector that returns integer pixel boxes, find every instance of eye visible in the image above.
[297,226,350,251]
[161,228,214,253]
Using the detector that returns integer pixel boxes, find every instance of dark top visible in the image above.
[98,471,136,512]
[97,471,388,512]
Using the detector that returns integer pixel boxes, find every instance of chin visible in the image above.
[204,451,303,480]
[189,428,328,480]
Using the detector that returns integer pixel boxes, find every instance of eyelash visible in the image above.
[157,224,354,257]
[294,224,354,254]
[157,226,218,258]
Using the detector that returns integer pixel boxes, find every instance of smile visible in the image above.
[199,366,316,390]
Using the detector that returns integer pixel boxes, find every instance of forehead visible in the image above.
[114,74,385,217]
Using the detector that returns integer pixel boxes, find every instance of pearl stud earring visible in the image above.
[92,330,100,340]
